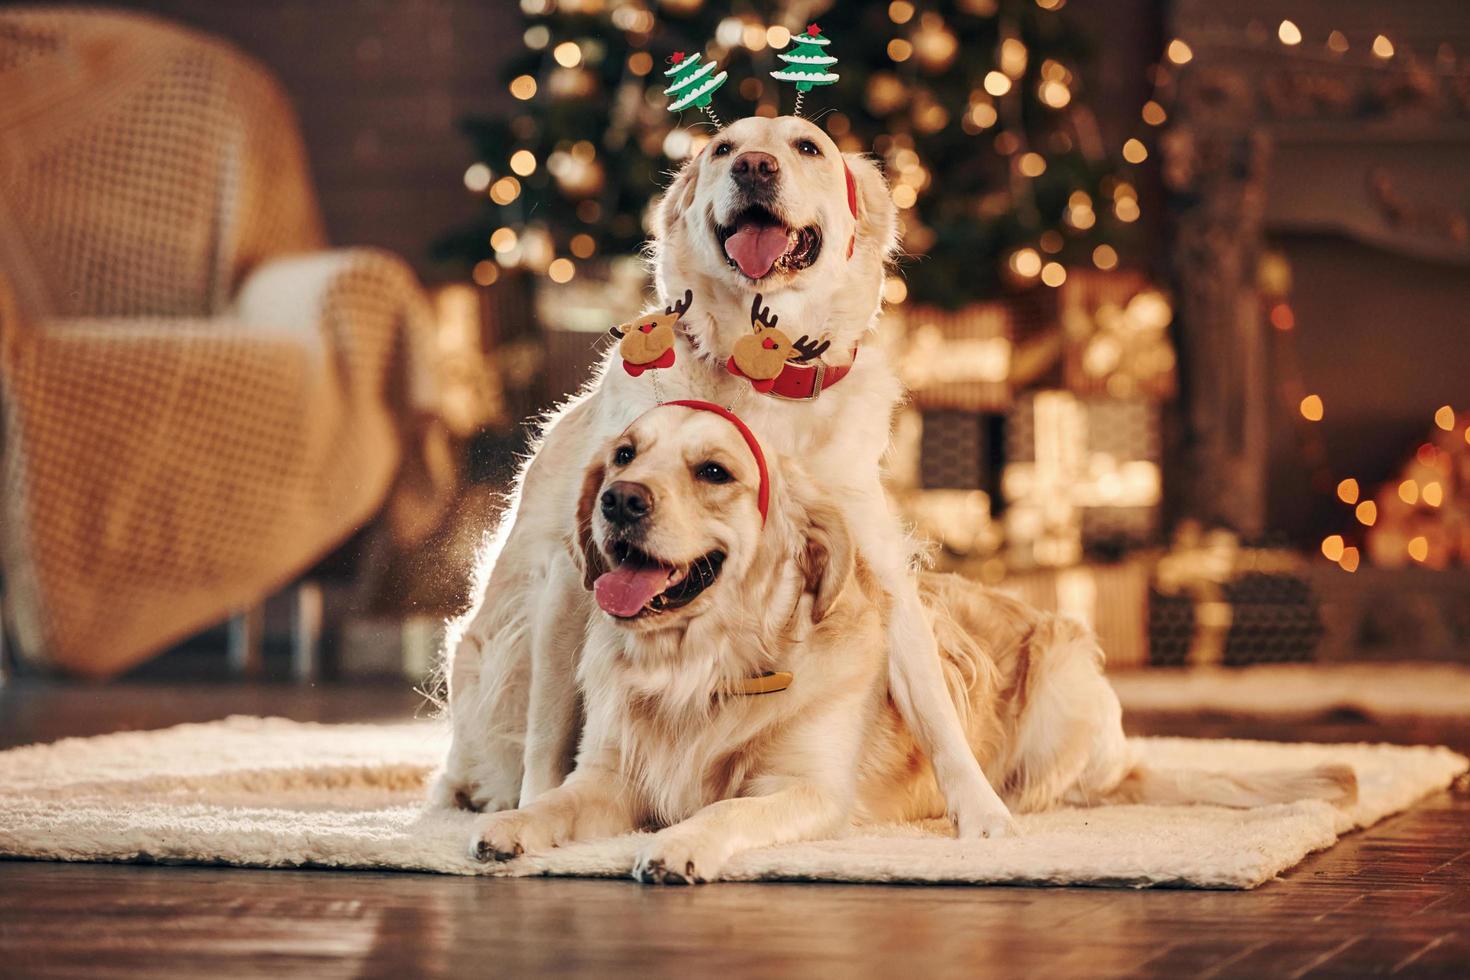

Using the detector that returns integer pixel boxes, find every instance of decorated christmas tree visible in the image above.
[434,1,1152,308]
[770,23,840,93]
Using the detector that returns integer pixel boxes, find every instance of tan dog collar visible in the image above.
[733,670,793,696]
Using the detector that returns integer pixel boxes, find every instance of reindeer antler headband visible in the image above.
[663,22,841,126]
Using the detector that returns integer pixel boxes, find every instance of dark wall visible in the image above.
[92,0,524,282]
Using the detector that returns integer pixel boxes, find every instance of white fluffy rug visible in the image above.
[0,717,1463,890]
[1113,662,1470,720]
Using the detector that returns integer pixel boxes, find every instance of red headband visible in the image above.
[663,400,770,524]
[844,163,858,258]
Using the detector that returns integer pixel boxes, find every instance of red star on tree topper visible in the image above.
[806,23,821,37]
[670,51,685,64]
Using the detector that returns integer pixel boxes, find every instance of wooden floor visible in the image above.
[1,681,1468,979]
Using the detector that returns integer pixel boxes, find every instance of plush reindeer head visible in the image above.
[609,290,693,377]
[725,293,834,392]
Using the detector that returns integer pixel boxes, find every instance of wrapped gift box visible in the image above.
[890,302,1017,414]
[1148,527,1323,667]
[918,409,1000,491]
[1059,269,1177,402]
[1000,558,1152,669]
[1003,391,1163,567]
[899,489,1001,561]
[890,409,1001,562]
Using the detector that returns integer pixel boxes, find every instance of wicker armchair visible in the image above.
[0,8,449,677]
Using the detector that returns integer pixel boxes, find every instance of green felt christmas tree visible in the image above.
[663,50,727,116]
[770,23,840,94]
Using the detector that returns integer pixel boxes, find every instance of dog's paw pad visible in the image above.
[634,832,723,884]
[469,810,552,864]
[634,856,699,885]
[470,836,524,864]
[633,857,664,883]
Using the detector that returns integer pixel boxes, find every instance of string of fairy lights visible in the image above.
[879,0,1146,300]
[1314,406,1464,573]
[857,0,1146,300]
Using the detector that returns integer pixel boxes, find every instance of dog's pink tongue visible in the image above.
[594,564,672,618]
[724,222,791,279]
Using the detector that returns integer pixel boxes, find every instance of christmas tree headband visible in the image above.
[663,23,839,127]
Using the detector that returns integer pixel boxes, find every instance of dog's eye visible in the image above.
[695,462,732,484]
[614,445,636,466]
[795,139,821,157]
[712,142,732,157]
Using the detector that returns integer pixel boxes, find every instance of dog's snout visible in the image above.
[731,151,779,187]
[601,481,653,527]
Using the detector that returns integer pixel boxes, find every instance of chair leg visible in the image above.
[292,581,324,683]
[227,605,266,678]
[0,583,11,685]
[0,614,11,687]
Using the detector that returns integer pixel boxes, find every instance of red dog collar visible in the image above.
[764,348,858,401]
[663,400,770,524]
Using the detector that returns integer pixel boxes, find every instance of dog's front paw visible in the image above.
[632,828,732,885]
[952,794,1020,840]
[469,809,562,863]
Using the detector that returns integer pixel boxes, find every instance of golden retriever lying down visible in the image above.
[469,404,1357,884]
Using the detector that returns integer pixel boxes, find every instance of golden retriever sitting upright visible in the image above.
[438,115,1023,840]
[469,405,1358,883]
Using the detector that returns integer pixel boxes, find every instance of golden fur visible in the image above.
[437,115,1028,841]
[470,408,1358,883]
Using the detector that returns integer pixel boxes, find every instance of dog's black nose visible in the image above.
[731,151,779,187]
[601,481,653,527]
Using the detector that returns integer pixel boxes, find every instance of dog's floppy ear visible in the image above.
[651,150,704,242]
[841,152,898,262]
[572,462,608,591]
[795,488,855,624]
